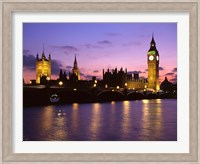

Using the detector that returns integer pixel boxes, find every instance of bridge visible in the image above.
[23,86,177,107]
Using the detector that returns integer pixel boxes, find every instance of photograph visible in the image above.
[23,23,177,141]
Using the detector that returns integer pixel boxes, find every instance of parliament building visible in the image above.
[36,50,51,84]
[34,35,160,92]
[103,35,160,92]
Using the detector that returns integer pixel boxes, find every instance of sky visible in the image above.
[23,23,177,84]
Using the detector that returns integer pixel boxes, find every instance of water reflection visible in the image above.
[140,99,163,140]
[121,101,131,138]
[41,106,54,131]
[90,103,101,140]
[71,103,79,132]
[54,114,67,140]
[23,99,176,141]
[37,106,68,140]
[110,101,116,129]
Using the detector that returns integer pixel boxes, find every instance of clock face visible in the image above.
[156,56,159,61]
[149,55,154,61]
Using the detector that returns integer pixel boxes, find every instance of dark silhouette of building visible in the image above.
[57,69,68,87]
[59,69,67,81]
[103,68,147,89]
[71,55,80,80]
[160,77,174,92]
[103,68,127,88]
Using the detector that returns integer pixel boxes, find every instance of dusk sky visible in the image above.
[23,23,177,84]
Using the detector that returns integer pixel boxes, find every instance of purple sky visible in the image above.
[23,23,177,84]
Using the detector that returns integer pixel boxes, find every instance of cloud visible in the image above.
[97,40,112,46]
[128,70,145,74]
[23,50,35,71]
[165,72,174,76]
[51,59,63,75]
[81,74,93,80]
[79,71,100,80]
[82,41,112,50]
[170,74,177,84]
[170,77,177,84]
[172,67,177,72]
[122,41,141,46]
[105,33,119,37]
[159,67,164,71]
[93,70,99,73]
[82,74,100,80]
[80,73,85,76]
[66,66,73,69]
[83,44,101,49]
[51,45,78,54]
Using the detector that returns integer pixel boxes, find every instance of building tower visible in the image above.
[72,54,80,80]
[36,48,51,84]
[147,35,160,91]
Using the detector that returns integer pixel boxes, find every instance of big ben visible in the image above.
[147,35,160,92]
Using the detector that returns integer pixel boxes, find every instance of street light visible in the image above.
[93,83,97,87]
[59,81,63,87]
[46,77,50,88]
[94,80,97,84]
[46,77,50,81]
[125,83,127,87]
[116,86,119,89]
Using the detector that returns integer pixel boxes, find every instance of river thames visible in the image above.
[23,99,177,141]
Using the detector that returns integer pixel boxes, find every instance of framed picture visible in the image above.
[1,0,198,163]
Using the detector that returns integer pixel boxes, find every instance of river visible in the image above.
[23,99,177,141]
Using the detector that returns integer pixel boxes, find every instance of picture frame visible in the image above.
[1,0,199,163]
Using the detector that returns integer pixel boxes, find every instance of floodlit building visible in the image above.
[103,35,160,91]
[36,49,51,84]
[147,35,160,91]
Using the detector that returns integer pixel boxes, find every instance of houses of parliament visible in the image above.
[34,36,160,92]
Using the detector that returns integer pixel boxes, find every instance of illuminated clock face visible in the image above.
[156,56,159,61]
[149,55,154,61]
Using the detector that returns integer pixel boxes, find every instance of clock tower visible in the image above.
[147,35,160,92]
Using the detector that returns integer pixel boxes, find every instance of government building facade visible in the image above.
[102,35,160,92]
[34,36,160,92]
[36,50,51,84]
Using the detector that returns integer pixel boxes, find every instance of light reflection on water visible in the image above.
[140,99,163,140]
[23,99,177,141]
[90,103,101,140]
[121,101,131,138]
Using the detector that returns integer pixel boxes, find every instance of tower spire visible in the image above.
[74,54,77,67]
[72,54,80,80]
[151,33,155,44]
[42,43,46,59]
[149,33,156,51]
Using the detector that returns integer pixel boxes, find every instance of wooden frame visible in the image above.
[1,0,199,163]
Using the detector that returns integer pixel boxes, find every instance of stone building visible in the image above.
[36,49,51,84]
